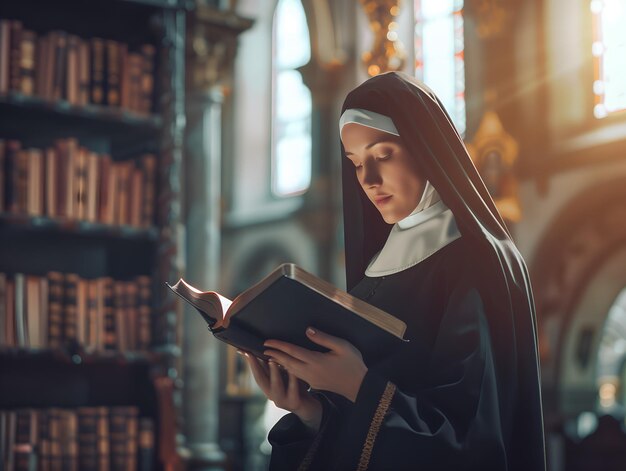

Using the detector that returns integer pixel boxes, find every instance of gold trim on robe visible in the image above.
[357,381,397,470]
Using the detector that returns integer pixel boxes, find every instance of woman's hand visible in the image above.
[263,327,368,403]
[240,351,323,433]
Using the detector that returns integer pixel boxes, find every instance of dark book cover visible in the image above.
[139,44,155,114]
[109,407,135,471]
[169,263,408,365]
[47,271,64,349]
[105,40,121,107]
[0,140,5,211]
[90,38,105,105]
[51,31,68,101]
[139,154,156,228]
[15,149,28,214]
[136,276,152,351]
[38,410,50,471]
[4,140,21,214]
[137,418,155,471]
[102,277,116,350]
[0,273,6,347]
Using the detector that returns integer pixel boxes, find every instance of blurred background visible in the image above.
[1,0,626,470]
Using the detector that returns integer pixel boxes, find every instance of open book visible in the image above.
[167,263,408,363]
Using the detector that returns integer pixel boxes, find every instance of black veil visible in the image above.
[340,72,546,469]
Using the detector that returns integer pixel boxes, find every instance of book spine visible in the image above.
[90,38,105,105]
[127,53,142,114]
[96,407,109,471]
[140,154,156,228]
[73,147,88,221]
[78,408,99,471]
[45,147,58,218]
[25,276,42,349]
[137,418,155,471]
[48,408,62,471]
[16,149,29,214]
[5,278,16,347]
[108,407,124,471]
[0,273,6,347]
[18,29,36,96]
[119,43,130,111]
[0,139,5,211]
[77,39,90,106]
[76,278,88,349]
[38,409,50,471]
[86,280,99,352]
[136,276,151,351]
[13,409,37,471]
[130,167,142,228]
[114,162,131,226]
[40,276,49,348]
[4,411,16,471]
[113,282,126,352]
[60,409,78,471]
[65,35,80,105]
[0,20,10,94]
[105,40,121,107]
[86,151,99,223]
[126,408,138,471]
[4,140,21,214]
[42,32,58,101]
[9,20,22,93]
[102,277,116,350]
[46,271,64,349]
[139,44,155,115]
[35,34,48,98]
[52,31,67,101]
[97,154,113,224]
[14,273,26,347]
[26,148,43,216]
[63,273,79,348]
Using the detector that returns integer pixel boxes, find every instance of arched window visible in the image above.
[414,0,466,136]
[591,0,626,118]
[271,0,312,197]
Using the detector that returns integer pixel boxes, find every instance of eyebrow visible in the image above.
[344,139,394,156]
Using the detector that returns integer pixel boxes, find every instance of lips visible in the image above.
[373,195,392,205]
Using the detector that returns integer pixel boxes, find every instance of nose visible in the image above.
[361,161,382,188]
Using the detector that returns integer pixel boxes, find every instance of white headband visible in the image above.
[339,108,399,136]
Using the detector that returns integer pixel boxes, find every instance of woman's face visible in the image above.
[342,123,425,224]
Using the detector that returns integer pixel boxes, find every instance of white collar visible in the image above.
[365,201,461,277]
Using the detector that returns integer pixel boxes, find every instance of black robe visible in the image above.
[269,72,545,470]
[269,236,530,470]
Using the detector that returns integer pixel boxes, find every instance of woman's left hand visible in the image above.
[263,327,368,403]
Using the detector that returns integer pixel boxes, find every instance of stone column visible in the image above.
[182,6,253,470]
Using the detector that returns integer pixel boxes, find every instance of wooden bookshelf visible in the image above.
[0,0,187,469]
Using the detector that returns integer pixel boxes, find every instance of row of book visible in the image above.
[0,139,157,228]
[1,406,154,471]
[0,273,152,353]
[0,19,156,115]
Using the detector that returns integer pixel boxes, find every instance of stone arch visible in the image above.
[530,178,626,416]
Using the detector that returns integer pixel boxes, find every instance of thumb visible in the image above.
[306,327,344,352]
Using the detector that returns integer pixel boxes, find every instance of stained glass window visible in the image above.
[271,0,312,196]
[414,0,466,136]
[591,0,626,118]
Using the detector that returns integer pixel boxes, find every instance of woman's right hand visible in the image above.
[240,351,323,434]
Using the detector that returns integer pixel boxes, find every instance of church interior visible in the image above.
[1,0,626,469]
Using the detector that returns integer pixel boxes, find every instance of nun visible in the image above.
[243,72,546,471]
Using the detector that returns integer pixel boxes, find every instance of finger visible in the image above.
[265,349,305,372]
[268,360,286,400]
[305,327,347,352]
[263,339,315,363]
[287,371,300,402]
[245,355,270,391]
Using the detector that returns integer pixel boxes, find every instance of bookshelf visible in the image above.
[0,0,187,469]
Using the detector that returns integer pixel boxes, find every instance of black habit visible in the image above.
[268,72,546,471]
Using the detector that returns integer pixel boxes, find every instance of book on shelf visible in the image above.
[168,263,408,364]
[0,407,154,471]
[0,272,152,353]
[0,19,156,115]
[0,138,157,229]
